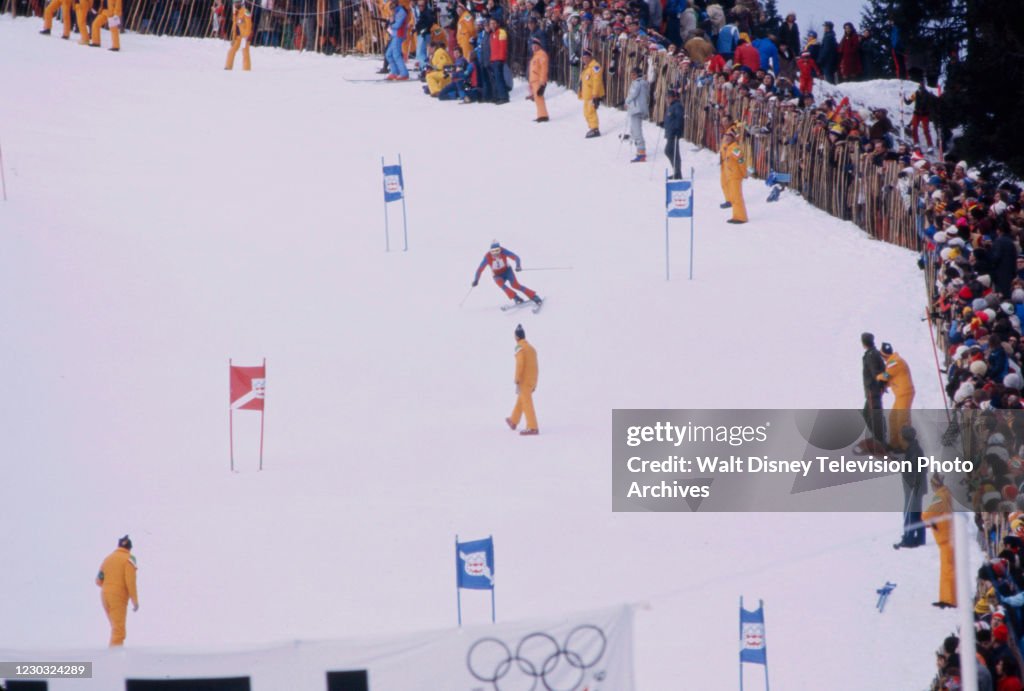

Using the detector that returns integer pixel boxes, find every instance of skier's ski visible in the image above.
[500,298,545,313]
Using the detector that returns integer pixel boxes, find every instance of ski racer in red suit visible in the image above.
[472,241,541,305]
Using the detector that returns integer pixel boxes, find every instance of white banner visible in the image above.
[2,605,635,690]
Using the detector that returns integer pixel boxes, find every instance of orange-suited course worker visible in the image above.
[719,130,748,224]
[40,0,73,39]
[876,342,915,450]
[527,38,549,123]
[96,535,139,646]
[578,47,604,138]
[74,0,94,44]
[89,0,122,50]
[225,0,253,71]
[455,1,475,63]
[505,323,539,435]
[922,474,955,608]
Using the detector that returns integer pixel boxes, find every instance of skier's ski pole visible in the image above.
[458,284,475,307]
[518,266,574,272]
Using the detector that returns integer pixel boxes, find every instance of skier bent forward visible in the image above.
[472,241,542,306]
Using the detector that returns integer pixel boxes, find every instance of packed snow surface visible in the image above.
[0,18,963,688]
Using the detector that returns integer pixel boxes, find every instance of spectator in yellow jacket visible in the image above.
[877,343,915,450]
[225,0,253,71]
[506,324,539,435]
[579,47,604,138]
[528,38,549,122]
[96,535,139,646]
[922,475,956,608]
[455,3,476,62]
[40,0,73,38]
[74,0,94,44]
[719,131,748,223]
[424,41,452,95]
[89,0,121,50]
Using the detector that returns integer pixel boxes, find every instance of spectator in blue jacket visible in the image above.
[385,0,410,79]
[438,47,474,100]
[752,32,779,74]
[716,16,738,62]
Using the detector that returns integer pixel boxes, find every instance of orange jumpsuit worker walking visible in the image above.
[74,0,94,44]
[225,0,253,71]
[876,342,915,450]
[719,130,748,223]
[528,38,549,122]
[40,0,73,39]
[506,323,539,435]
[96,535,139,646]
[89,0,122,50]
[922,475,956,608]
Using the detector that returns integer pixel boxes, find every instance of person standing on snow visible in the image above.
[923,473,956,608]
[472,241,542,307]
[385,0,411,80]
[894,425,926,550]
[579,47,605,138]
[225,0,253,70]
[89,0,122,50]
[506,323,539,435]
[528,37,550,122]
[625,66,650,162]
[663,88,684,180]
[719,130,747,224]
[860,332,887,451]
[96,535,139,646]
[877,342,915,451]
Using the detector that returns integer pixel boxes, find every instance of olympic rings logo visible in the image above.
[466,624,607,690]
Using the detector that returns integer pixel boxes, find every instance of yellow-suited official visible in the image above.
[225,0,253,71]
[90,0,122,50]
[75,0,94,44]
[96,535,139,646]
[578,47,604,138]
[505,323,539,435]
[40,0,73,39]
[719,131,748,224]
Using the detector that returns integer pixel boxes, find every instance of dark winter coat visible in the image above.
[868,115,893,142]
[818,28,838,75]
[902,437,926,512]
[777,20,799,58]
[414,5,436,35]
[863,346,886,397]
[663,98,684,136]
[992,233,1017,296]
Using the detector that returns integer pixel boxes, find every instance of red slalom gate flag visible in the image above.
[230,363,266,411]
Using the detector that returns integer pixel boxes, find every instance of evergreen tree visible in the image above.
[760,0,780,35]
[944,0,1024,175]
[859,0,896,79]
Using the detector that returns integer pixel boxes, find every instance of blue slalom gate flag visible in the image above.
[382,163,404,203]
[739,600,767,665]
[665,178,693,218]
[456,536,495,590]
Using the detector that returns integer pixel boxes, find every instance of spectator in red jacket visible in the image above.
[796,50,820,96]
[837,22,862,81]
[488,17,510,104]
[734,34,761,72]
